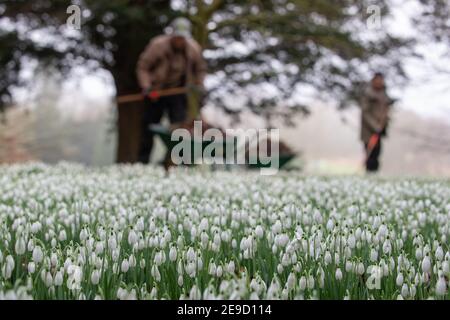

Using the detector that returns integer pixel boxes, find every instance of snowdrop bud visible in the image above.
[178,275,184,287]
[255,225,264,238]
[356,262,365,275]
[208,261,216,275]
[128,229,137,245]
[345,260,353,273]
[151,265,161,282]
[401,284,409,298]
[45,272,53,287]
[421,255,431,273]
[370,248,378,262]
[216,265,223,278]
[91,269,100,285]
[299,276,307,291]
[169,246,177,262]
[396,273,404,287]
[15,237,26,255]
[32,246,44,264]
[28,262,36,274]
[108,236,117,250]
[277,264,284,274]
[58,230,67,241]
[435,246,444,261]
[335,268,343,281]
[324,251,332,265]
[54,271,63,286]
[287,273,296,290]
[121,259,129,273]
[227,261,235,274]
[435,276,447,296]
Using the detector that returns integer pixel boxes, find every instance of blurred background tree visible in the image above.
[0,0,448,162]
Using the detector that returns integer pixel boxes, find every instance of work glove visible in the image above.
[142,86,160,102]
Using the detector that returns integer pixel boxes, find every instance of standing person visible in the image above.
[136,17,207,164]
[360,72,394,173]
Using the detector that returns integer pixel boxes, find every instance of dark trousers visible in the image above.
[365,138,382,172]
[138,94,187,164]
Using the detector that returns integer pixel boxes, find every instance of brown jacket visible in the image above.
[136,35,207,90]
[360,85,392,144]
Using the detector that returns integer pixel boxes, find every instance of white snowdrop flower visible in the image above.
[28,262,36,274]
[231,239,237,249]
[151,265,161,282]
[189,285,201,300]
[45,272,53,287]
[91,269,100,285]
[324,251,332,265]
[347,234,356,249]
[334,253,340,265]
[30,222,41,234]
[154,251,163,266]
[442,261,449,274]
[15,237,26,255]
[67,265,83,290]
[58,230,67,241]
[121,259,129,273]
[435,277,447,296]
[108,236,117,250]
[200,231,209,248]
[335,268,343,281]
[410,285,417,298]
[79,228,88,242]
[370,247,378,262]
[54,271,63,286]
[415,247,423,260]
[128,254,136,268]
[2,255,15,279]
[382,239,392,255]
[326,219,334,231]
[345,260,353,273]
[401,283,409,299]
[356,262,365,275]
[227,261,235,274]
[186,247,196,261]
[95,242,104,255]
[277,264,284,274]
[421,255,431,273]
[396,273,404,287]
[128,229,137,246]
[299,276,307,291]
[435,246,444,261]
[178,275,184,287]
[344,246,352,259]
[169,246,177,262]
[208,261,217,275]
[197,255,203,271]
[32,246,44,264]
[255,225,264,238]
[216,265,223,278]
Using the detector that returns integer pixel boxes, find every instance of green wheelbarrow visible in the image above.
[149,124,235,168]
[149,124,296,170]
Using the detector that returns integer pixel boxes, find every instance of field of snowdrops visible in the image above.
[0,163,449,300]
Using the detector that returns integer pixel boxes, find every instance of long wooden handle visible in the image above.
[116,87,188,105]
